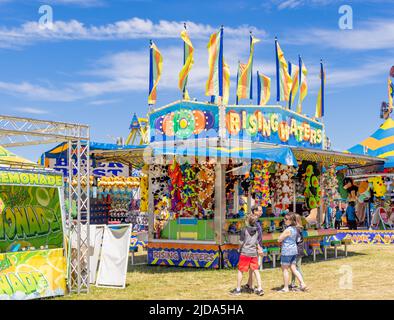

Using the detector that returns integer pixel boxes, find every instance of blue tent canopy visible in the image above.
[151,143,298,167]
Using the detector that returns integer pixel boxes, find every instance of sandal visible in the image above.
[300,285,309,292]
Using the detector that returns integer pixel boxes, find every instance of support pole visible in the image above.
[214,160,226,245]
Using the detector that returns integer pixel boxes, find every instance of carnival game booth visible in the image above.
[145,100,384,268]
[338,117,394,244]
[0,147,67,300]
[41,142,148,228]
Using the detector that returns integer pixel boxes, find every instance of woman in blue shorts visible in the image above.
[278,212,308,292]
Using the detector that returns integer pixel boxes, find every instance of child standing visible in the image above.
[346,201,358,230]
[290,214,305,290]
[335,205,343,230]
[230,214,264,296]
[278,212,307,292]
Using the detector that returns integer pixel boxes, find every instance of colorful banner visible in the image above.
[0,185,64,252]
[236,36,260,101]
[179,30,194,100]
[148,42,163,105]
[225,106,324,149]
[336,230,394,245]
[297,56,308,114]
[149,101,220,142]
[275,39,292,102]
[0,248,66,300]
[148,243,220,268]
[315,61,325,118]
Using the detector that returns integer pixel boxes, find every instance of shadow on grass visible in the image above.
[126,248,367,274]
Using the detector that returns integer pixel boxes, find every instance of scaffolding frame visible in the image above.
[0,115,90,295]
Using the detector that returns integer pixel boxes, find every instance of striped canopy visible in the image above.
[0,146,36,167]
[348,118,394,168]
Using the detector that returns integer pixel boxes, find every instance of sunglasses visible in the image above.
[284,217,290,221]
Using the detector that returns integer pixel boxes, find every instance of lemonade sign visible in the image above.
[0,185,64,252]
[0,248,66,300]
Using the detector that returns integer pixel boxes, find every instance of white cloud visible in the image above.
[286,19,394,51]
[0,18,266,49]
[15,107,49,115]
[89,99,119,106]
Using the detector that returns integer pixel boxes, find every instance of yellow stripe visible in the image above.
[167,259,175,266]
[151,258,159,264]
[360,136,394,150]
[380,118,394,130]
[377,150,394,159]
[205,252,219,268]
[179,260,186,267]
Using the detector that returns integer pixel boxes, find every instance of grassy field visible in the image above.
[61,244,394,300]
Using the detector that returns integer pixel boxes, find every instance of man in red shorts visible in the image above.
[230,214,264,296]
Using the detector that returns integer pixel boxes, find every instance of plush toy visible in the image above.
[357,181,371,203]
[139,169,149,212]
[168,159,184,212]
[298,161,321,210]
[250,160,271,207]
[322,165,340,203]
[368,176,387,198]
[272,163,297,210]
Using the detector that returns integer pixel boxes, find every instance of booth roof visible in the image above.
[292,147,386,168]
[347,118,394,168]
[150,141,298,167]
[0,145,39,169]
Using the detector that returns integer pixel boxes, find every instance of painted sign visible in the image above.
[0,184,64,252]
[336,231,394,244]
[149,101,219,142]
[47,157,129,177]
[0,248,66,300]
[0,170,63,187]
[148,243,220,268]
[226,106,324,149]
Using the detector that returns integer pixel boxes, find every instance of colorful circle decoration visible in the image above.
[174,109,195,138]
[192,110,206,135]
[154,115,165,135]
[162,112,175,136]
[204,111,215,130]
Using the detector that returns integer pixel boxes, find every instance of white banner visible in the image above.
[89,225,104,284]
[96,225,132,288]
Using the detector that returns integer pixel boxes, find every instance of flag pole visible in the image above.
[274,36,280,105]
[249,30,253,105]
[182,23,187,100]
[236,60,240,105]
[288,60,292,109]
[219,25,225,141]
[297,54,302,113]
[148,39,153,113]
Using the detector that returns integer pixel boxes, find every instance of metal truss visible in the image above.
[0,115,90,295]
[0,115,89,147]
[67,140,90,294]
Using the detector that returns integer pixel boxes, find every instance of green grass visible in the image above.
[60,244,394,300]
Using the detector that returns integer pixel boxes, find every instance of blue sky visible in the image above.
[0,0,394,160]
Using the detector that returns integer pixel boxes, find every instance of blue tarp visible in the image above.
[151,144,298,167]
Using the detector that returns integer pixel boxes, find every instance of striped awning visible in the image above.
[348,118,394,168]
[291,147,385,168]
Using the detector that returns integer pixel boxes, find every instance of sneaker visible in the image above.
[229,288,241,296]
[255,289,264,296]
[241,284,254,294]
